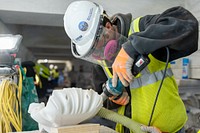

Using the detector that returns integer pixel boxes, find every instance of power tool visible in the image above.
[101,55,150,101]
[101,78,124,101]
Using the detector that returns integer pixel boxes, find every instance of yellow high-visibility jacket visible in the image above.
[94,6,198,133]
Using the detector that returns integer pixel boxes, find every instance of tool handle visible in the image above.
[132,55,150,76]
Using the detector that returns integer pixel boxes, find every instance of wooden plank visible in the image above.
[9,124,118,133]
[99,126,118,133]
[9,131,40,133]
[50,124,100,133]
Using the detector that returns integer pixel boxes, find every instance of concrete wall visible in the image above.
[0,20,11,34]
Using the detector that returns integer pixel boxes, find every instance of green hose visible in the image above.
[96,107,145,133]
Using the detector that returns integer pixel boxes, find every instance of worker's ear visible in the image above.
[105,22,112,29]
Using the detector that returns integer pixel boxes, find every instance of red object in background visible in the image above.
[10,53,16,58]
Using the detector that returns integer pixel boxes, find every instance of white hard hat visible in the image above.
[63,1,103,58]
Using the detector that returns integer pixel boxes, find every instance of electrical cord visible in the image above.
[148,47,170,126]
[0,67,22,133]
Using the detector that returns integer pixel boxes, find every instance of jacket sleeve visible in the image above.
[123,6,199,62]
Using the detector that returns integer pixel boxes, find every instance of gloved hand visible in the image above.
[112,47,134,87]
[140,125,162,133]
[109,91,130,105]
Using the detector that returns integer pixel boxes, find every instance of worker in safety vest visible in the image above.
[34,63,50,101]
[63,1,199,133]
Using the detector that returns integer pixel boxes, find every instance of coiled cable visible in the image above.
[0,67,22,133]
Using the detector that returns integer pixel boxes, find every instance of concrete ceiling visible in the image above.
[0,0,187,63]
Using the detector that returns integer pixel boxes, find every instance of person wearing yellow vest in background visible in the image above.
[63,1,199,133]
[34,63,50,103]
[51,66,59,88]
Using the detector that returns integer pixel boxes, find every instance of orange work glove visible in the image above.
[141,125,162,133]
[112,47,134,87]
[109,91,130,106]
